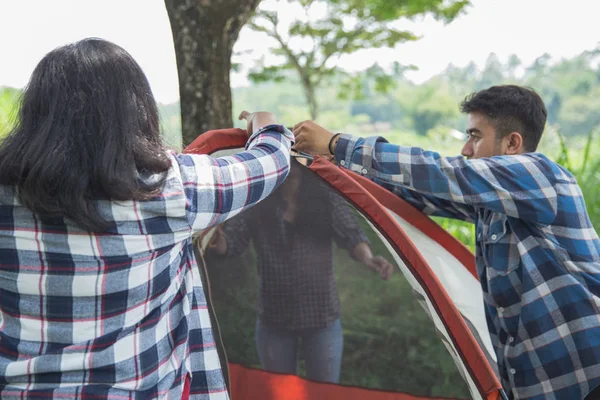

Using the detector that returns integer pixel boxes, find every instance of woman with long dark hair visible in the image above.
[0,38,292,399]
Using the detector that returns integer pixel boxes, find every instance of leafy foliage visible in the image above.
[0,87,20,139]
[327,0,470,22]
[246,0,470,118]
[395,79,460,136]
[553,129,600,233]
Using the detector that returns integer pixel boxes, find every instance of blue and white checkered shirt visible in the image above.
[0,125,293,399]
[335,134,600,400]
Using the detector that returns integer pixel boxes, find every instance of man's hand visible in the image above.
[239,111,278,136]
[365,255,394,280]
[293,120,335,157]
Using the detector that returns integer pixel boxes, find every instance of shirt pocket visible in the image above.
[482,215,519,277]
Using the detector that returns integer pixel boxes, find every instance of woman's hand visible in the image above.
[352,242,394,280]
[238,111,278,136]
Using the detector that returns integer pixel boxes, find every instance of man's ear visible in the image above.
[504,132,524,155]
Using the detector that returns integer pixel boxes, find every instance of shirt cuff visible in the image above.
[246,124,295,149]
[334,134,388,177]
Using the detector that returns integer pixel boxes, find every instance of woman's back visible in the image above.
[0,38,293,399]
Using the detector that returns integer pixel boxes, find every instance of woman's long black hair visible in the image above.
[0,38,171,231]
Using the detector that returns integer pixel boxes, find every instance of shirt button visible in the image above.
[361,168,368,174]
[508,336,515,343]
[491,234,497,240]
[509,368,516,375]
[340,160,346,166]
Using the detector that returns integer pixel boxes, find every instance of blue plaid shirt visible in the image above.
[335,134,600,400]
[0,125,293,399]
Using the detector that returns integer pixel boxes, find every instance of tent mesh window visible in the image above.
[203,160,470,399]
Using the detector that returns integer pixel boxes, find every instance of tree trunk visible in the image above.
[300,73,319,120]
[165,0,261,146]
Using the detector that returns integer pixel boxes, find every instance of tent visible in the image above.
[184,128,509,400]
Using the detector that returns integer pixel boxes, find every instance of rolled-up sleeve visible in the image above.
[177,125,294,231]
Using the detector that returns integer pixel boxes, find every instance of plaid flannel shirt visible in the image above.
[218,182,369,331]
[0,125,293,400]
[335,134,600,400]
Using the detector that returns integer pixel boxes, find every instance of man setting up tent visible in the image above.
[292,85,600,400]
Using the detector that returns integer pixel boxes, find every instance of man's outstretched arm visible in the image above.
[373,179,476,223]
[294,121,560,225]
[335,134,558,224]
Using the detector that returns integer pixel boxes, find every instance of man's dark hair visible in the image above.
[0,38,170,231]
[460,85,547,152]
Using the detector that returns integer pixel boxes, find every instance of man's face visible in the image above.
[461,112,502,159]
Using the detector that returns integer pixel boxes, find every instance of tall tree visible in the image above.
[396,79,459,136]
[165,0,261,145]
[506,54,522,80]
[247,0,470,119]
[477,53,504,89]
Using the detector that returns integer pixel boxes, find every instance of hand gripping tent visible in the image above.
[184,129,508,400]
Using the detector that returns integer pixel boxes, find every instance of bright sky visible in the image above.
[1,0,599,104]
